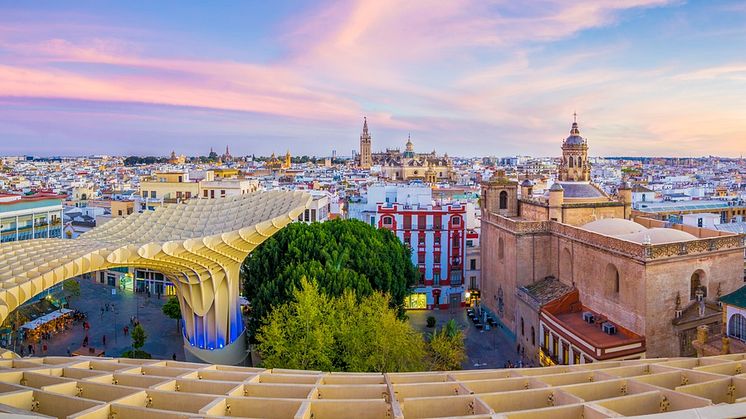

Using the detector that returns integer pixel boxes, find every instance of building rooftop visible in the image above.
[0,354,745,417]
[581,218,698,244]
[720,285,746,309]
[520,277,574,306]
[635,199,745,213]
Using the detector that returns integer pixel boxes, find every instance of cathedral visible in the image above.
[480,117,745,365]
[357,118,453,182]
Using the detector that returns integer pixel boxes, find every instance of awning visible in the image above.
[21,308,73,330]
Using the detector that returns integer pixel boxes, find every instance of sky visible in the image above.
[0,1,745,158]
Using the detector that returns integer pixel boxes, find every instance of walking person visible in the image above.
[102,335,106,346]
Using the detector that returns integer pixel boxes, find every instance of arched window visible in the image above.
[498,237,504,260]
[729,313,746,341]
[605,264,620,296]
[690,271,706,300]
[569,157,574,168]
[382,216,393,226]
[521,317,525,336]
[499,191,508,210]
[531,326,535,346]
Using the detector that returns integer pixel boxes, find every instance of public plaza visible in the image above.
[12,280,185,361]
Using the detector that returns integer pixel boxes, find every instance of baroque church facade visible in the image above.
[480,118,745,364]
[357,118,454,182]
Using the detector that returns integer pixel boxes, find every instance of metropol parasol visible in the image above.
[0,190,311,365]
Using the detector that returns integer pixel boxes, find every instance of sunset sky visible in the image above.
[1,1,745,157]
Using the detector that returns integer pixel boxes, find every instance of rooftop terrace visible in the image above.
[0,355,745,417]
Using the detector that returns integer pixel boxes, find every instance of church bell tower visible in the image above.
[558,114,591,182]
[359,117,372,169]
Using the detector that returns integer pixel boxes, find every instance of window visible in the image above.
[729,313,746,341]
[466,239,473,247]
[418,253,425,264]
[499,191,508,209]
[176,191,182,199]
[418,215,426,230]
[531,326,535,346]
[521,317,524,336]
[434,234,441,245]
[498,237,504,260]
[203,190,208,198]
[142,190,148,197]
[470,276,476,289]
[185,192,191,199]
[569,157,574,167]
[220,189,226,196]
[470,259,476,270]
[452,216,461,226]
[403,215,412,230]
[150,191,156,198]
[450,270,462,286]
[383,216,393,225]
[605,264,620,295]
[210,190,215,199]
[433,272,440,285]
[418,234,426,245]
[690,271,707,300]
[573,351,581,365]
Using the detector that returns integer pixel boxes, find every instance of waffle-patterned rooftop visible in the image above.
[1,355,746,418]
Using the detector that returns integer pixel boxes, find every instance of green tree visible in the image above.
[242,219,417,334]
[62,278,80,302]
[162,297,182,330]
[122,324,151,359]
[257,278,426,372]
[257,278,336,371]
[427,319,466,371]
[131,324,147,350]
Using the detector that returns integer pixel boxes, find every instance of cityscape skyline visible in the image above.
[1,1,746,157]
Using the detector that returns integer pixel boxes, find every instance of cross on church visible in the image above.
[573,112,577,123]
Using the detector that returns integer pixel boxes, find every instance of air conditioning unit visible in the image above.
[582,312,595,324]
[602,322,617,335]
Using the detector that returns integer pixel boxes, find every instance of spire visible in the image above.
[362,117,368,134]
[225,145,230,155]
[570,113,580,136]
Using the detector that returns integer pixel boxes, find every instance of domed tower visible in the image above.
[403,134,415,158]
[359,117,372,169]
[558,114,590,182]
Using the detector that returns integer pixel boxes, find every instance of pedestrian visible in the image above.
[518,359,523,368]
[102,335,106,346]
[27,344,32,355]
[66,346,71,356]
[172,353,176,361]
[42,343,47,354]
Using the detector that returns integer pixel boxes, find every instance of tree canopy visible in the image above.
[257,278,426,372]
[62,278,80,301]
[162,297,182,329]
[241,219,418,333]
[427,319,467,371]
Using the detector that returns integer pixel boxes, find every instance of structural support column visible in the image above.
[173,262,247,365]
